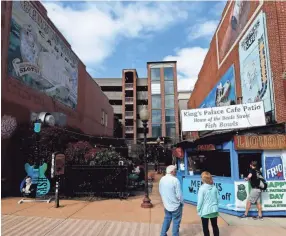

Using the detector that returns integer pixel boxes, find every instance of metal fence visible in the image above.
[60,165,129,199]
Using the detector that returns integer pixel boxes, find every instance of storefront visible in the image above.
[176,124,286,216]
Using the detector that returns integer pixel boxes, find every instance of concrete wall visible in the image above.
[1,1,114,137]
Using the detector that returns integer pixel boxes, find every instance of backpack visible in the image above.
[256,170,267,190]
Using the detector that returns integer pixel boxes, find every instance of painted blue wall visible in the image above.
[179,140,286,216]
[182,175,235,211]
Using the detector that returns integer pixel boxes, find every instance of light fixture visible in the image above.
[37,112,55,126]
[156,137,161,144]
[139,105,149,122]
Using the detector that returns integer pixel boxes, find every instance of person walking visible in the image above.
[159,165,183,236]
[240,160,263,220]
[197,171,219,236]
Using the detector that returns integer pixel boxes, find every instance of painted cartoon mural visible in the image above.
[7,1,79,108]
[239,11,273,114]
[216,0,262,65]
[200,65,236,108]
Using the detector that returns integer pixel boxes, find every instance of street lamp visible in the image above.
[31,112,55,165]
[19,112,55,204]
[156,137,161,144]
[139,105,153,208]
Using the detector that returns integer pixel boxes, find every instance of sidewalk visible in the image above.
[1,173,286,235]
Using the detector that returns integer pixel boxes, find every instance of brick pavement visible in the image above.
[2,214,286,236]
[1,173,286,235]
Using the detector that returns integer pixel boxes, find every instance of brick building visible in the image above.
[188,0,286,139]
[95,61,180,157]
[95,73,148,142]
[1,1,114,136]
[96,61,180,142]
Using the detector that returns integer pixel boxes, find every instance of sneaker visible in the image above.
[240,214,248,219]
[253,216,264,220]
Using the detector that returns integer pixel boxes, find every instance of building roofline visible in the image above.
[94,78,122,80]
[122,69,137,71]
[147,61,177,64]
[122,69,139,79]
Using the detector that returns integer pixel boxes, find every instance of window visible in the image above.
[152,95,161,109]
[187,151,231,177]
[164,67,173,81]
[238,153,262,179]
[151,81,161,94]
[151,68,160,81]
[152,110,161,123]
[165,109,175,122]
[152,124,162,137]
[165,95,174,108]
[165,81,174,94]
[166,123,176,137]
[101,110,104,125]
[105,112,108,127]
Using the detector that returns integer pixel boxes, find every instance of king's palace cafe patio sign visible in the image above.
[181,101,266,132]
[234,134,286,150]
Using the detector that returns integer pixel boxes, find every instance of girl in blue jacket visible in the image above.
[197,171,219,236]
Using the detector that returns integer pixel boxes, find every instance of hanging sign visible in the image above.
[181,102,266,132]
[234,134,286,150]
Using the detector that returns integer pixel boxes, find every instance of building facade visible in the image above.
[188,1,286,130]
[177,1,286,217]
[178,90,192,140]
[95,61,180,150]
[95,73,148,144]
[1,1,114,136]
[147,61,180,142]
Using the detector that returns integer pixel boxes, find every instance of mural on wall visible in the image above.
[183,178,235,210]
[216,0,261,65]
[234,181,260,211]
[7,1,79,109]
[239,11,273,113]
[200,65,236,108]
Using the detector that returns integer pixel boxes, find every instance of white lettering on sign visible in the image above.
[181,102,266,132]
[267,164,283,179]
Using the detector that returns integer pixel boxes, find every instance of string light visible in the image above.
[51,126,179,143]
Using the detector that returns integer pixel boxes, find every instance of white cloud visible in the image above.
[43,2,188,68]
[188,20,218,40]
[163,47,208,92]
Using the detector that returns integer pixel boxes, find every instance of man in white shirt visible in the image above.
[159,165,184,236]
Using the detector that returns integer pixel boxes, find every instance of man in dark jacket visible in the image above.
[240,161,263,220]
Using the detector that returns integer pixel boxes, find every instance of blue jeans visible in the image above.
[160,204,183,236]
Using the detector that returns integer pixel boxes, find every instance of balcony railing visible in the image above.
[125,111,133,118]
[125,126,134,133]
[125,83,133,90]
[125,97,133,104]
